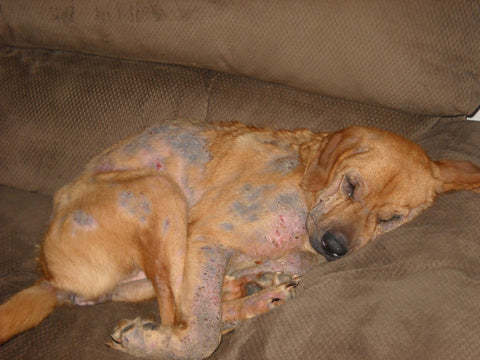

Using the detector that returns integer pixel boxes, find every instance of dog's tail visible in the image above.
[0,282,58,344]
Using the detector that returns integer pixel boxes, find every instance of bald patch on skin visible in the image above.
[72,210,97,229]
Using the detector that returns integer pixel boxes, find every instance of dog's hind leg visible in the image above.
[111,278,156,303]
[52,171,189,326]
[67,278,156,306]
[69,272,156,306]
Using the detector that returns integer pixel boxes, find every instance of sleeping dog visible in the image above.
[1,120,479,359]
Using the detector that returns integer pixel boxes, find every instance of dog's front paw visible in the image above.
[244,272,300,296]
[238,281,299,320]
[264,281,299,308]
[107,318,161,358]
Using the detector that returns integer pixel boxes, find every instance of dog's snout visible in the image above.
[322,231,348,258]
[310,231,348,261]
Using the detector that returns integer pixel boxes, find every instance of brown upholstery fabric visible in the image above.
[0,48,437,196]
[1,1,479,359]
[0,1,479,116]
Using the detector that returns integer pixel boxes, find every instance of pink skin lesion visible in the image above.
[93,162,113,174]
[138,154,164,171]
[136,149,164,172]
[266,214,306,250]
[92,140,168,175]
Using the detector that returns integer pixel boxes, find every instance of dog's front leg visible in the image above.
[109,241,229,360]
[229,251,321,280]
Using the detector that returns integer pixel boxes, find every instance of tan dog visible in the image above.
[1,121,479,359]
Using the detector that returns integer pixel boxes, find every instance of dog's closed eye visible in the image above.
[341,176,358,198]
[378,214,403,224]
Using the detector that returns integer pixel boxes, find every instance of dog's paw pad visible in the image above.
[108,318,160,354]
[243,282,263,296]
[257,272,276,287]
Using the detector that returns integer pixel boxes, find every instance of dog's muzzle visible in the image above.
[310,231,348,261]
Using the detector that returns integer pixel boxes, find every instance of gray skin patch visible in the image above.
[231,202,260,222]
[140,198,151,214]
[119,191,134,208]
[148,123,177,135]
[72,210,96,227]
[171,132,211,163]
[231,184,276,222]
[220,222,235,231]
[273,192,307,214]
[122,133,153,155]
[148,124,211,164]
[163,218,170,233]
[241,184,275,202]
[119,191,152,222]
[267,155,299,174]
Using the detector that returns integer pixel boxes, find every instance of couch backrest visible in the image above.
[1,0,479,116]
[0,48,438,195]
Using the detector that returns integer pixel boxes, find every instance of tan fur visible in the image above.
[0,283,57,343]
[1,121,479,359]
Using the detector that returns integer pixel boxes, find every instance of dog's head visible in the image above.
[300,126,480,261]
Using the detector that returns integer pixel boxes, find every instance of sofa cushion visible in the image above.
[0,1,478,116]
[0,48,438,195]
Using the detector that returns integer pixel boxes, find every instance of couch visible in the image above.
[1,1,479,359]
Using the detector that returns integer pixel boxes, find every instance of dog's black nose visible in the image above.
[310,231,348,261]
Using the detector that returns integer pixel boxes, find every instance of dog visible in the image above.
[1,120,479,359]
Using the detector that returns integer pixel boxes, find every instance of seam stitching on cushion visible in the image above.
[204,72,222,121]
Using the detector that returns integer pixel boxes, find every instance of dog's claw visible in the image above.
[256,271,297,288]
[106,335,122,347]
[276,273,293,285]
[292,274,302,282]
[286,280,299,289]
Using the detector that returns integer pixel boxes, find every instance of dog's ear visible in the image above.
[434,159,480,194]
[300,132,359,192]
